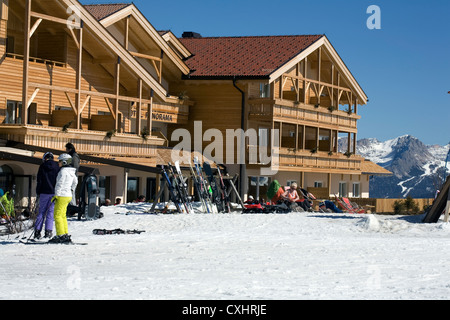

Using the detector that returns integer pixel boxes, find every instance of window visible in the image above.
[248,176,271,202]
[6,36,15,54]
[281,123,296,149]
[314,181,323,188]
[98,176,111,205]
[339,182,348,197]
[353,183,361,198]
[6,101,22,124]
[259,83,271,98]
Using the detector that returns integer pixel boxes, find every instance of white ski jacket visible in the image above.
[55,167,78,198]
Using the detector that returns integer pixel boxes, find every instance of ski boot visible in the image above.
[44,230,53,239]
[34,230,42,240]
[48,234,72,244]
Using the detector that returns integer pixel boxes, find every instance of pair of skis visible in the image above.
[161,162,194,214]
[203,162,233,213]
[191,158,217,213]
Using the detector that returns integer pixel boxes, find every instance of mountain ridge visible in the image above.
[342,135,449,198]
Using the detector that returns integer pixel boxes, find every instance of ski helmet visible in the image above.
[58,153,72,166]
[43,152,54,162]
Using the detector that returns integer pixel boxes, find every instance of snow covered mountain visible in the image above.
[342,135,449,198]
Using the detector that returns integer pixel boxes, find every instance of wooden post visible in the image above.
[75,21,83,129]
[316,127,319,151]
[136,79,142,135]
[302,125,306,150]
[347,132,351,154]
[317,48,321,82]
[328,173,332,198]
[159,50,163,83]
[295,63,300,102]
[21,0,31,125]
[114,57,121,131]
[147,89,153,133]
[303,57,308,103]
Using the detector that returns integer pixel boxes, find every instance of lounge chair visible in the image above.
[335,195,365,214]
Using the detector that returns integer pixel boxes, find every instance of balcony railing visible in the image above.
[277,148,363,173]
[248,98,359,131]
[245,144,363,174]
[0,125,165,157]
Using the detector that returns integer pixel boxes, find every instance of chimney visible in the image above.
[182,31,202,39]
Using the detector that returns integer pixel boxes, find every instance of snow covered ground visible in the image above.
[1,203,450,300]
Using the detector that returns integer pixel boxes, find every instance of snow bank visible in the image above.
[1,205,450,300]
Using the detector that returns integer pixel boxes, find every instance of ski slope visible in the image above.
[1,203,450,300]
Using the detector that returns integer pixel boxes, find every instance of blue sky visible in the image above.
[82,0,450,146]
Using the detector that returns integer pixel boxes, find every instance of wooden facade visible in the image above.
[0,0,192,159]
[170,34,385,199]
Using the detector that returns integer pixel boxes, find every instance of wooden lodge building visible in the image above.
[0,0,390,209]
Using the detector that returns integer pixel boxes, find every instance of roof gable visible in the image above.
[84,3,190,76]
[180,35,323,78]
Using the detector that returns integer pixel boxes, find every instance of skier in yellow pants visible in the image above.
[53,196,72,236]
[49,154,78,244]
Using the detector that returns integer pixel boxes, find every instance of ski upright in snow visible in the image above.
[193,157,217,213]
[161,165,185,214]
[203,162,224,212]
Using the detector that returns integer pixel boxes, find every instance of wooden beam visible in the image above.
[104,97,116,119]
[129,51,162,62]
[147,89,153,133]
[79,95,91,114]
[21,0,31,125]
[124,15,130,50]
[114,56,121,131]
[303,57,307,103]
[68,27,79,49]
[64,91,77,114]
[283,73,352,93]
[136,79,142,135]
[29,18,42,38]
[28,82,153,105]
[30,11,80,28]
[27,88,39,108]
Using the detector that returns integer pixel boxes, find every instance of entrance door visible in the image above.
[127,177,139,203]
[146,177,157,202]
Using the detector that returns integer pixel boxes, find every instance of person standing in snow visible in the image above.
[49,154,78,244]
[34,152,60,240]
[65,143,80,206]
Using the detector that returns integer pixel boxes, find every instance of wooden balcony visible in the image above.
[277,148,363,174]
[247,146,363,175]
[0,125,165,157]
[248,98,360,132]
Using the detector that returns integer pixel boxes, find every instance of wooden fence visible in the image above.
[341,198,434,214]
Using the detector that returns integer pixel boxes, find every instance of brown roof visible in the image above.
[179,35,323,78]
[84,3,132,21]
[361,160,393,176]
